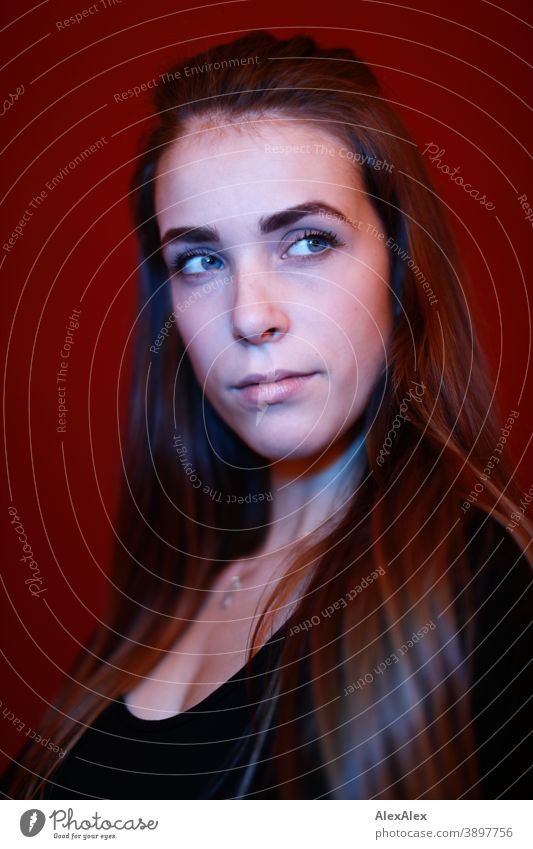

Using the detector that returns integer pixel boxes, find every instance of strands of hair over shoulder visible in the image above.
[6,30,532,800]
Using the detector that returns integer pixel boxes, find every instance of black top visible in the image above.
[42,624,288,800]
[3,514,532,800]
[467,522,533,799]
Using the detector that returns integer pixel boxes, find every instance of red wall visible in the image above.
[1,0,532,774]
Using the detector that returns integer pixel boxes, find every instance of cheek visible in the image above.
[172,311,210,383]
[172,286,213,353]
[176,322,233,410]
[328,283,390,348]
[330,286,391,385]
[346,248,392,342]
[181,336,214,384]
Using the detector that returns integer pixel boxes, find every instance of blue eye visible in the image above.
[171,250,225,275]
[284,229,343,258]
[168,227,344,279]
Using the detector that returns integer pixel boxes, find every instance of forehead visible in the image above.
[154,121,366,230]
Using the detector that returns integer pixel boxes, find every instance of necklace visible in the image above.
[219,574,242,609]
[217,547,289,610]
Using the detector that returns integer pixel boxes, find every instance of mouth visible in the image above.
[233,369,317,388]
[232,370,320,407]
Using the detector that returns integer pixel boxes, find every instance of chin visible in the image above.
[233,420,338,462]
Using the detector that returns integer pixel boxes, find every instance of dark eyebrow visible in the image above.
[160,201,353,247]
[258,201,350,234]
[160,224,220,247]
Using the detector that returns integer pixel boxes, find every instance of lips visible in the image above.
[232,370,319,407]
[233,369,315,389]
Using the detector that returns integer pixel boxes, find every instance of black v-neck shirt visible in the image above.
[5,515,532,800]
[42,624,289,800]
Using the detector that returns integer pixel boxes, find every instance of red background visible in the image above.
[1,0,532,774]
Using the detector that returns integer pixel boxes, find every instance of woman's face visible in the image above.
[154,121,392,461]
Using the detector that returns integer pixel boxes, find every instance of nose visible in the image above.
[230,272,289,345]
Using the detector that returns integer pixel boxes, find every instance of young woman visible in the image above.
[3,30,532,800]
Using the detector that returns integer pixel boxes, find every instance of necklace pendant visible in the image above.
[220,575,241,609]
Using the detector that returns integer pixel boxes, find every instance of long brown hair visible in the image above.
[5,30,532,799]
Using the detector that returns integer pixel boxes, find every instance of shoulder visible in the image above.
[464,511,533,798]
[464,512,532,652]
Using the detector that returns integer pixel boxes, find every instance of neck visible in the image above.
[257,418,367,556]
